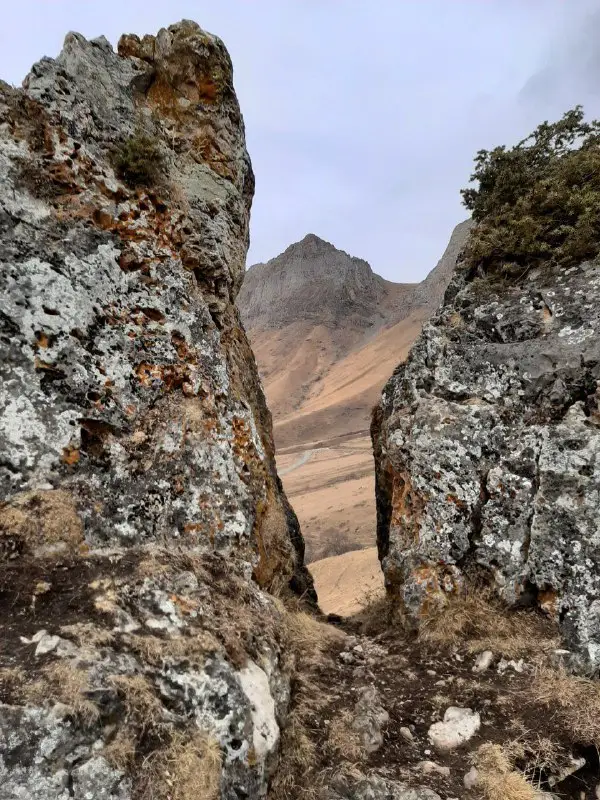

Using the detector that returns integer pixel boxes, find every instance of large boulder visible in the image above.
[372,253,600,671]
[0,21,313,799]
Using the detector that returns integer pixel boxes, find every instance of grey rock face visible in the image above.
[0,20,313,799]
[373,256,600,670]
[329,772,442,800]
[238,233,391,330]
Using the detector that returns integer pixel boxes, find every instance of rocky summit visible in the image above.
[373,252,600,671]
[0,21,314,799]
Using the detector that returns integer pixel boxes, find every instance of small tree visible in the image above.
[460,106,600,279]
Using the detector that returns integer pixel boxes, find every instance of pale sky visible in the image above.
[1,1,600,282]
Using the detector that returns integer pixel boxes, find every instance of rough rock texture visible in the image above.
[0,21,314,799]
[328,773,442,800]
[238,233,399,331]
[373,254,600,670]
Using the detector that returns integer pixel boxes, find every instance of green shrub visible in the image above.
[114,131,164,187]
[461,106,600,279]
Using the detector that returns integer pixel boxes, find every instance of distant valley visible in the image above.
[238,222,471,609]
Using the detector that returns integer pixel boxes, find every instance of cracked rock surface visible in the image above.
[0,20,314,799]
[372,257,600,670]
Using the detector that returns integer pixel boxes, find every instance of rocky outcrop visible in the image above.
[0,21,314,799]
[373,251,600,671]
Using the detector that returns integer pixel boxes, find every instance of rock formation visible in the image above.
[0,21,314,798]
[373,246,600,670]
[239,233,410,331]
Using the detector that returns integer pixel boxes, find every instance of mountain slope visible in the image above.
[238,223,471,563]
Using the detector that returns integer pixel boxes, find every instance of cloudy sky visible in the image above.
[1,1,600,281]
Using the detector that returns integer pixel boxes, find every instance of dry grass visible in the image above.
[110,674,165,732]
[528,667,600,745]
[350,592,400,637]
[38,662,100,725]
[103,727,137,771]
[125,632,220,667]
[418,589,558,658]
[269,711,319,800]
[326,710,363,762]
[135,731,221,800]
[476,743,542,800]
[283,610,344,670]
[60,622,115,648]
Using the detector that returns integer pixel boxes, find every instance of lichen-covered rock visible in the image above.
[0,20,314,799]
[373,256,600,670]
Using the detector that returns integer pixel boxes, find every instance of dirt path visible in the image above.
[272,605,599,800]
[278,448,316,476]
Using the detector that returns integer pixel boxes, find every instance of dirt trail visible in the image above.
[273,603,600,800]
[278,448,317,476]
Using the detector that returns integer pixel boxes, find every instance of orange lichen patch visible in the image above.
[61,446,80,465]
[413,564,463,621]
[192,133,235,181]
[35,332,50,349]
[538,589,559,620]
[446,493,467,510]
[134,362,195,393]
[0,489,84,558]
[170,593,199,615]
[390,472,426,545]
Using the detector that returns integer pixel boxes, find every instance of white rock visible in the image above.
[416,760,451,777]
[31,629,48,643]
[473,651,494,673]
[238,661,279,759]
[464,766,479,788]
[400,726,414,742]
[35,634,61,656]
[427,707,481,753]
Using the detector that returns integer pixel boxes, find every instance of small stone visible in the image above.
[416,760,451,778]
[428,707,481,753]
[426,669,436,676]
[353,644,364,654]
[35,634,61,656]
[473,651,494,673]
[400,726,414,742]
[31,629,48,643]
[339,651,354,664]
[464,767,479,789]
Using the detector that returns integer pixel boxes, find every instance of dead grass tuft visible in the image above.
[60,622,115,648]
[38,662,100,725]
[476,743,542,800]
[418,589,557,658]
[136,731,221,800]
[326,710,364,762]
[0,489,84,558]
[110,674,165,732]
[103,727,137,771]
[284,610,344,671]
[528,667,600,745]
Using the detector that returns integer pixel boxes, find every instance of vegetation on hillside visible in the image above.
[114,131,164,187]
[461,106,600,279]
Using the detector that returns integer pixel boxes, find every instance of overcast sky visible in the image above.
[1,1,600,282]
